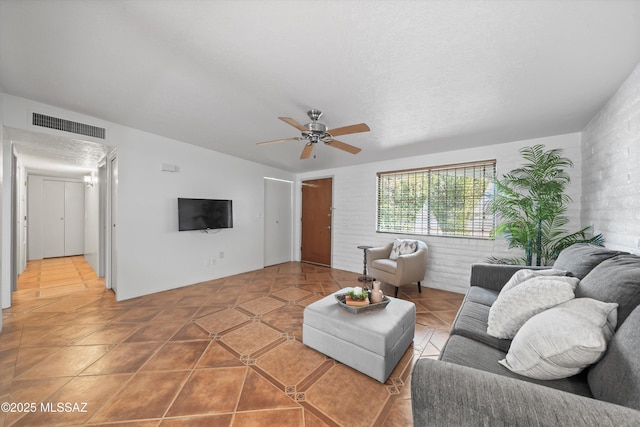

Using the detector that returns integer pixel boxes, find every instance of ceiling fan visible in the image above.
[256,109,370,159]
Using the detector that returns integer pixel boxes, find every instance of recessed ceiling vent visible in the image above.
[32,112,106,140]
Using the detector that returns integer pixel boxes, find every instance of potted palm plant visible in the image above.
[488,144,603,266]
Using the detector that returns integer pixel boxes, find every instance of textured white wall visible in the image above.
[296,133,583,294]
[582,62,640,254]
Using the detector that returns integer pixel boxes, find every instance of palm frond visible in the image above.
[490,144,602,266]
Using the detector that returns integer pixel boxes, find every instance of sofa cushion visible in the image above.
[389,239,417,260]
[465,286,499,307]
[450,301,511,352]
[553,244,626,279]
[439,335,593,397]
[588,305,640,411]
[576,254,640,326]
[499,298,618,380]
[487,276,578,339]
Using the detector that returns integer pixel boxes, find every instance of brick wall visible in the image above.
[296,133,582,294]
[582,62,640,254]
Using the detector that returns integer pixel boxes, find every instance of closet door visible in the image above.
[64,182,85,256]
[42,180,65,258]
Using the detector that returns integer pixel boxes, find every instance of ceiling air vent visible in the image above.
[32,112,106,140]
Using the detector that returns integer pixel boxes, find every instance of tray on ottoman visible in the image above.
[335,293,390,314]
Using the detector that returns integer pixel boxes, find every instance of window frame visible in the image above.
[376,159,496,239]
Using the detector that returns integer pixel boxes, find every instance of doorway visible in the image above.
[301,177,333,266]
[5,128,115,305]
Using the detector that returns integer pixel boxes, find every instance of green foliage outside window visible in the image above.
[377,161,495,238]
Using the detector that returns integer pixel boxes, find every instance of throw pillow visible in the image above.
[575,254,640,327]
[588,305,640,411]
[499,298,618,380]
[553,243,627,279]
[502,268,569,295]
[487,276,579,339]
[389,239,418,260]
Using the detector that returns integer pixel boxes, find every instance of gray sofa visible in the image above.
[412,244,640,426]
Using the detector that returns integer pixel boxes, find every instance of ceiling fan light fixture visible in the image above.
[257,109,369,159]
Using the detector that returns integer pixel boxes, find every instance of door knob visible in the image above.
[325,226,331,230]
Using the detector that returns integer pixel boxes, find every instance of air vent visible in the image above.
[32,112,106,139]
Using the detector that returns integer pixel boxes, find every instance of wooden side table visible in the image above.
[357,245,374,282]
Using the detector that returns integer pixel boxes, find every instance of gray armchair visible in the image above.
[366,240,428,297]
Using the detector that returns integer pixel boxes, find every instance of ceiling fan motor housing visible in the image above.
[303,118,328,143]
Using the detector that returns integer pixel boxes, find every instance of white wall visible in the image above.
[582,61,640,255]
[2,94,294,301]
[0,90,4,323]
[295,133,583,294]
[1,128,10,309]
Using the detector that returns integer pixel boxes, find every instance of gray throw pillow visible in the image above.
[576,254,640,327]
[553,243,626,279]
[588,305,640,411]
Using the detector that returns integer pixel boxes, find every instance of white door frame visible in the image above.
[105,149,117,292]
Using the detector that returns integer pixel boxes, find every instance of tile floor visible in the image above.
[1,256,463,426]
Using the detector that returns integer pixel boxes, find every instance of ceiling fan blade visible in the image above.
[327,123,370,137]
[256,137,301,146]
[300,143,314,159]
[279,117,307,132]
[325,139,361,154]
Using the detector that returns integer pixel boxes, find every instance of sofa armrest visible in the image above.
[470,263,550,292]
[411,358,640,426]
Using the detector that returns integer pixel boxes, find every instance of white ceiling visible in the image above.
[7,127,109,177]
[1,0,640,173]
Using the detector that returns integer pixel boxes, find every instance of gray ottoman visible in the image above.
[303,288,416,383]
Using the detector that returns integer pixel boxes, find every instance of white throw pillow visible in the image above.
[389,239,418,260]
[487,276,579,339]
[502,268,569,294]
[499,298,618,380]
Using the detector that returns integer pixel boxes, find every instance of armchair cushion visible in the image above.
[371,258,396,274]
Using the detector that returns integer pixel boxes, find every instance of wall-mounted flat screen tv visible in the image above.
[178,198,233,231]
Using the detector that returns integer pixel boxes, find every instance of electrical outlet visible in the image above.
[210,258,216,266]
[219,251,225,259]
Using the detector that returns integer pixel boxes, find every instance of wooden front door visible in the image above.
[301,178,332,266]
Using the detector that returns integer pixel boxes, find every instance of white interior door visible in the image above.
[64,182,84,256]
[264,178,293,266]
[42,180,65,258]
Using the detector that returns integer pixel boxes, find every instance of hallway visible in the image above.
[14,256,105,301]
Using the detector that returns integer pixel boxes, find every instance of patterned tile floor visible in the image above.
[1,256,463,426]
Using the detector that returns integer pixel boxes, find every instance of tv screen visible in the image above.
[178,198,233,231]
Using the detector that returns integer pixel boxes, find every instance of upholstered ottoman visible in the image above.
[303,288,416,383]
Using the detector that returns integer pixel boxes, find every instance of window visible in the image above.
[376,160,496,238]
